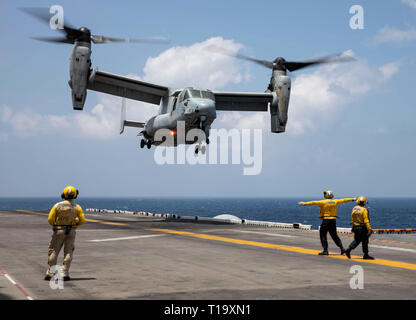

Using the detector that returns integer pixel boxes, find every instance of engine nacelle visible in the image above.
[270,71,291,133]
[69,42,91,110]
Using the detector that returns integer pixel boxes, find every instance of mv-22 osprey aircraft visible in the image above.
[22,8,353,154]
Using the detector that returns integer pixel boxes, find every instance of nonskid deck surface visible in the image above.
[0,210,415,300]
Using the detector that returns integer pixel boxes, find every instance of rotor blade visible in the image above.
[91,35,170,44]
[207,45,274,69]
[30,36,74,44]
[285,53,355,72]
[234,53,274,69]
[19,7,56,25]
[19,7,80,37]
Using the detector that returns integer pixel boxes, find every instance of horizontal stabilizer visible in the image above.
[124,121,145,128]
[120,97,145,134]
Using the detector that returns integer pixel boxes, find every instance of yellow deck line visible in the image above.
[151,228,416,271]
[83,218,126,226]
[15,210,126,226]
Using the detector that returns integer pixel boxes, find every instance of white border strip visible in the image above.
[0,268,34,300]
[88,234,165,242]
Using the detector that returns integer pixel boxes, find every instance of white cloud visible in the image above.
[1,105,12,122]
[9,112,46,137]
[379,60,402,80]
[143,37,246,89]
[217,112,268,131]
[373,0,416,45]
[401,0,416,10]
[288,59,401,134]
[373,26,416,44]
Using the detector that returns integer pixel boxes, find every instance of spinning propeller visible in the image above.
[19,7,170,45]
[209,45,355,72]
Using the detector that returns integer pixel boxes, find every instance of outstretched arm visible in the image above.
[298,200,324,206]
[335,198,357,205]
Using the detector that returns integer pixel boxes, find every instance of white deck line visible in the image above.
[88,234,165,242]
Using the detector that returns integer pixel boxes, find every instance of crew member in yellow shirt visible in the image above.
[345,196,375,260]
[298,190,356,255]
[45,186,86,281]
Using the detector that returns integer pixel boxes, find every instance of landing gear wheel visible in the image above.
[146,140,151,149]
[206,138,210,144]
[195,145,199,154]
[140,139,145,149]
[201,145,206,154]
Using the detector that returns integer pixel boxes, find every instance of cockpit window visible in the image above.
[201,91,215,101]
[189,90,202,98]
[183,89,201,101]
[178,91,185,103]
[181,89,214,101]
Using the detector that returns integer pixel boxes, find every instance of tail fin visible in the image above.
[120,97,127,134]
[120,97,145,134]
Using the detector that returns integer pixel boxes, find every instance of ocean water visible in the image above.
[0,197,415,230]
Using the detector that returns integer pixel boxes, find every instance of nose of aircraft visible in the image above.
[184,98,216,118]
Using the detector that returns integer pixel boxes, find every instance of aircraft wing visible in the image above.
[213,92,274,112]
[87,70,169,105]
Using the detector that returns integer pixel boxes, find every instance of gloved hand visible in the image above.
[73,217,80,226]
[298,202,306,206]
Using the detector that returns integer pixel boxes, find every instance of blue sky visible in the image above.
[0,0,415,198]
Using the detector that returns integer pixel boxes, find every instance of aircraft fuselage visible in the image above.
[143,88,217,145]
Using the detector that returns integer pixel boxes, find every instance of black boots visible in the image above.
[318,248,345,256]
[345,249,351,259]
[44,275,71,281]
[345,249,375,260]
[363,254,375,260]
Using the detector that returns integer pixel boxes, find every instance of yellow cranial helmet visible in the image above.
[61,186,78,200]
[324,190,334,199]
[356,196,367,206]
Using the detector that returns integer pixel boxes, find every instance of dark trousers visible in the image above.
[347,226,369,254]
[320,219,344,251]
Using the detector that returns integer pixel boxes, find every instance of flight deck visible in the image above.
[0,209,415,300]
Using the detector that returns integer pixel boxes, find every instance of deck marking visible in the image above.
[88,234,165,242]
[83,218,126,226]
[78,229,119,232]
[4,274,17,285]
[151,228,416,271]
[109,217,137,221]
[231,230,295,238]
[370,244,416,253]
[341,234,416,247]
[200,229,232,233]
[0,268,34,300]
